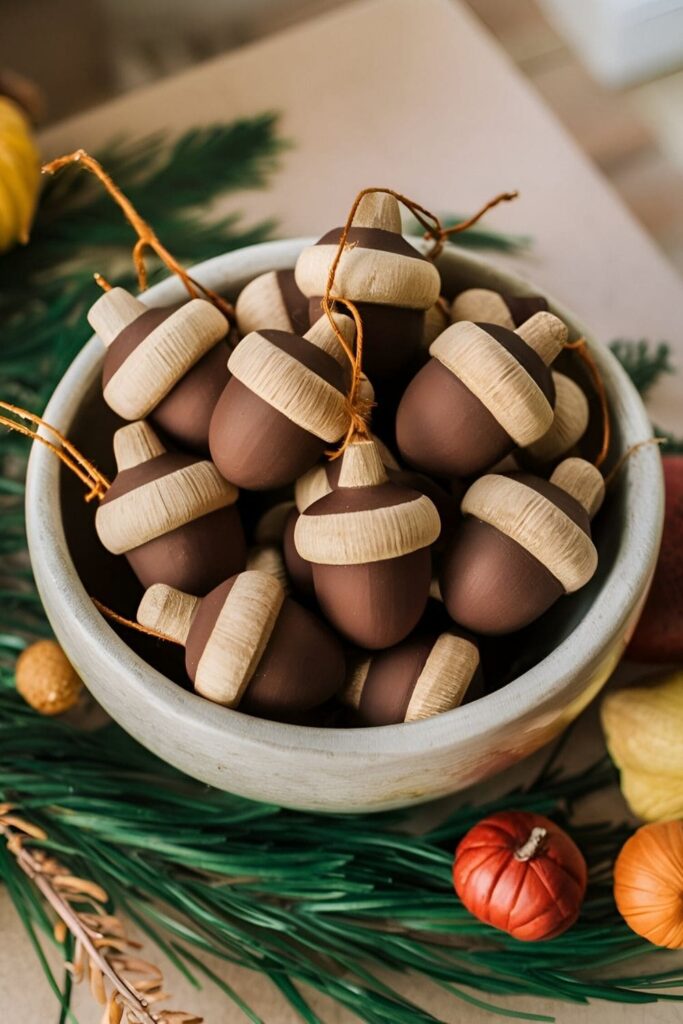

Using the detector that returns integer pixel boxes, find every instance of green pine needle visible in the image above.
[609,339,683,453]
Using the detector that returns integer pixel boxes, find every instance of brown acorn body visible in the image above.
[396,317,563,479]
[89,289,230,453]
[282,506,315,597]
[209,326,349,490]
[343,628,481,726]
[96,422,245,595]
[295,193,441,382]
[138,571,345,718]
[294,439,441,649]
[440,460,604,634]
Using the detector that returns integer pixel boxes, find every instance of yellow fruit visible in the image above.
[0,96,40,252]
[601,671,683,821]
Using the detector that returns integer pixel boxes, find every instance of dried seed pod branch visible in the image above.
[41,149,231,320]
[0,809,201,1024]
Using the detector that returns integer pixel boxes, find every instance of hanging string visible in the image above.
[563,339,611,469]
[603,437,665,489]
[91,598,180,644]
[41,150,233,320]
[426,190,519,258]
[0,401,109,501]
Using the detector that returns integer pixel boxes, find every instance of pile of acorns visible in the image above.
[88,192,605,727]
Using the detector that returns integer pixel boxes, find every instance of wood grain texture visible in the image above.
[95,460,238,555]
[103,299,228,420]
[430,320,554,445]
[228,330,349,442]
[295,464,332,512]
[342,657,371,711]
[136,583,199,646]
[235,270,293,334]
[295,243,441,308]
[422,300,451,347]
[405,633,479,721]
[461,473,598,592]
[246,544,290,592]
[195,571,285,706]
[303,310,356,366]
[525,373,589,462]
[87,287,147,348]
[514,310,567,365]
[336,439,387,488]
[113,420,166,470]
[353,192,402,232]
[451,288,514,328]
[550,458,605,518]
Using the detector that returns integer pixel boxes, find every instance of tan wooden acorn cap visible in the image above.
[235,271,292,336]
[228,330,349,443]
[429,312,567,447]
[294,435,398,513]
[88,287,147,348]
[451,288,514,329]
[342,632,479,722]
[246,544,290,593]
[461,465,599,593]
[525,373,590,462]
[137,571,285,707]
[294,193,440,309]
[294,439,441,565]
[98,292,228,421]
[303,310,356,367]
[95,421,239,556]
[550,457,605,518]
[422,299,451,349]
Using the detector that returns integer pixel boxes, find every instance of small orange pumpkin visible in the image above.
[614,820,683,949]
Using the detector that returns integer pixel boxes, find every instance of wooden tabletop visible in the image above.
[5,0,683,1020]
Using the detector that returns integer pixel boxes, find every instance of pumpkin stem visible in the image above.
[514,826,547,862]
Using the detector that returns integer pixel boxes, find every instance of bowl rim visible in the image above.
[26,237,664,759]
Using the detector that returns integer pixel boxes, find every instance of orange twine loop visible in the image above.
[91,598,179,644]
[563,338,611,469]
[41,150,234,320]
[0,401,110,501]
[425,190,519,259]
[603,437,666,489]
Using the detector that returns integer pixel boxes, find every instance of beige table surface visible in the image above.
[3,0,683,1020]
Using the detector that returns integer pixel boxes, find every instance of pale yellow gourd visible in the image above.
[601,671,683,821]
[0,96,40,252]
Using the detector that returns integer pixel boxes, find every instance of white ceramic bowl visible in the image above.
[26,239,663,813]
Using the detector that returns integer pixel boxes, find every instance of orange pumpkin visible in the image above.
[614,820,683,949]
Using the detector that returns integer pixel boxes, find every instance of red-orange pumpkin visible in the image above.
[453,810,587,941]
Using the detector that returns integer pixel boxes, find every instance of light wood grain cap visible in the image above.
[337,438,388,488]
[295,244,440,309]
[96,461,239,555]
[194,571,285,706]
[514,311,567,366]
[246,545,290,593]
[422,300,451,348]
[304,310,356,367]
[451,288,514,329]
[405,633,479,721]
[88,287,147,348]
[353,192,402,232]
[235,270,292,335]
[295,464,332,512]
[550,457,605,518]
[430,321,554,446]
[103,299,228,420]
[525,373,589,462]
[113,421,166,471]
[137,583,199,646]
[294,491,440,565]
[461,473,597,592]
[341,657,372,710]
[228,330,349,443]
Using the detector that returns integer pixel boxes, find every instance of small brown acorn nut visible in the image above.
[451,288,548,329]
[440,457,605,634]
[293,438,441,649]
[16,639,83,716]
[137,571,345,718]
[235,269,310,337]
[296,192,441,380]
[396,311,568,478]
[520,372,590,467]
[208,312,355,490]
[88,287,231,453]
[96,421,245,594]
[342,628,481,726]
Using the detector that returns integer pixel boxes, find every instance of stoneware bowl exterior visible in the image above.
[26,239,664,813]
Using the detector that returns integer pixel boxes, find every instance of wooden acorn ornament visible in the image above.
[235,269,310,337]
[396,311,568,478]
[95,421,245,594]
[451,288,548,329]
[293,438,441,649]
[88,287,231,453]
[342,628,480,726]
[296,192,441,380]
[422,299,451,349]
[137,571,345,718]
[521,371,589,466]
[208,312,355,490]
[440,457,605,634]
[246,544,290,593]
